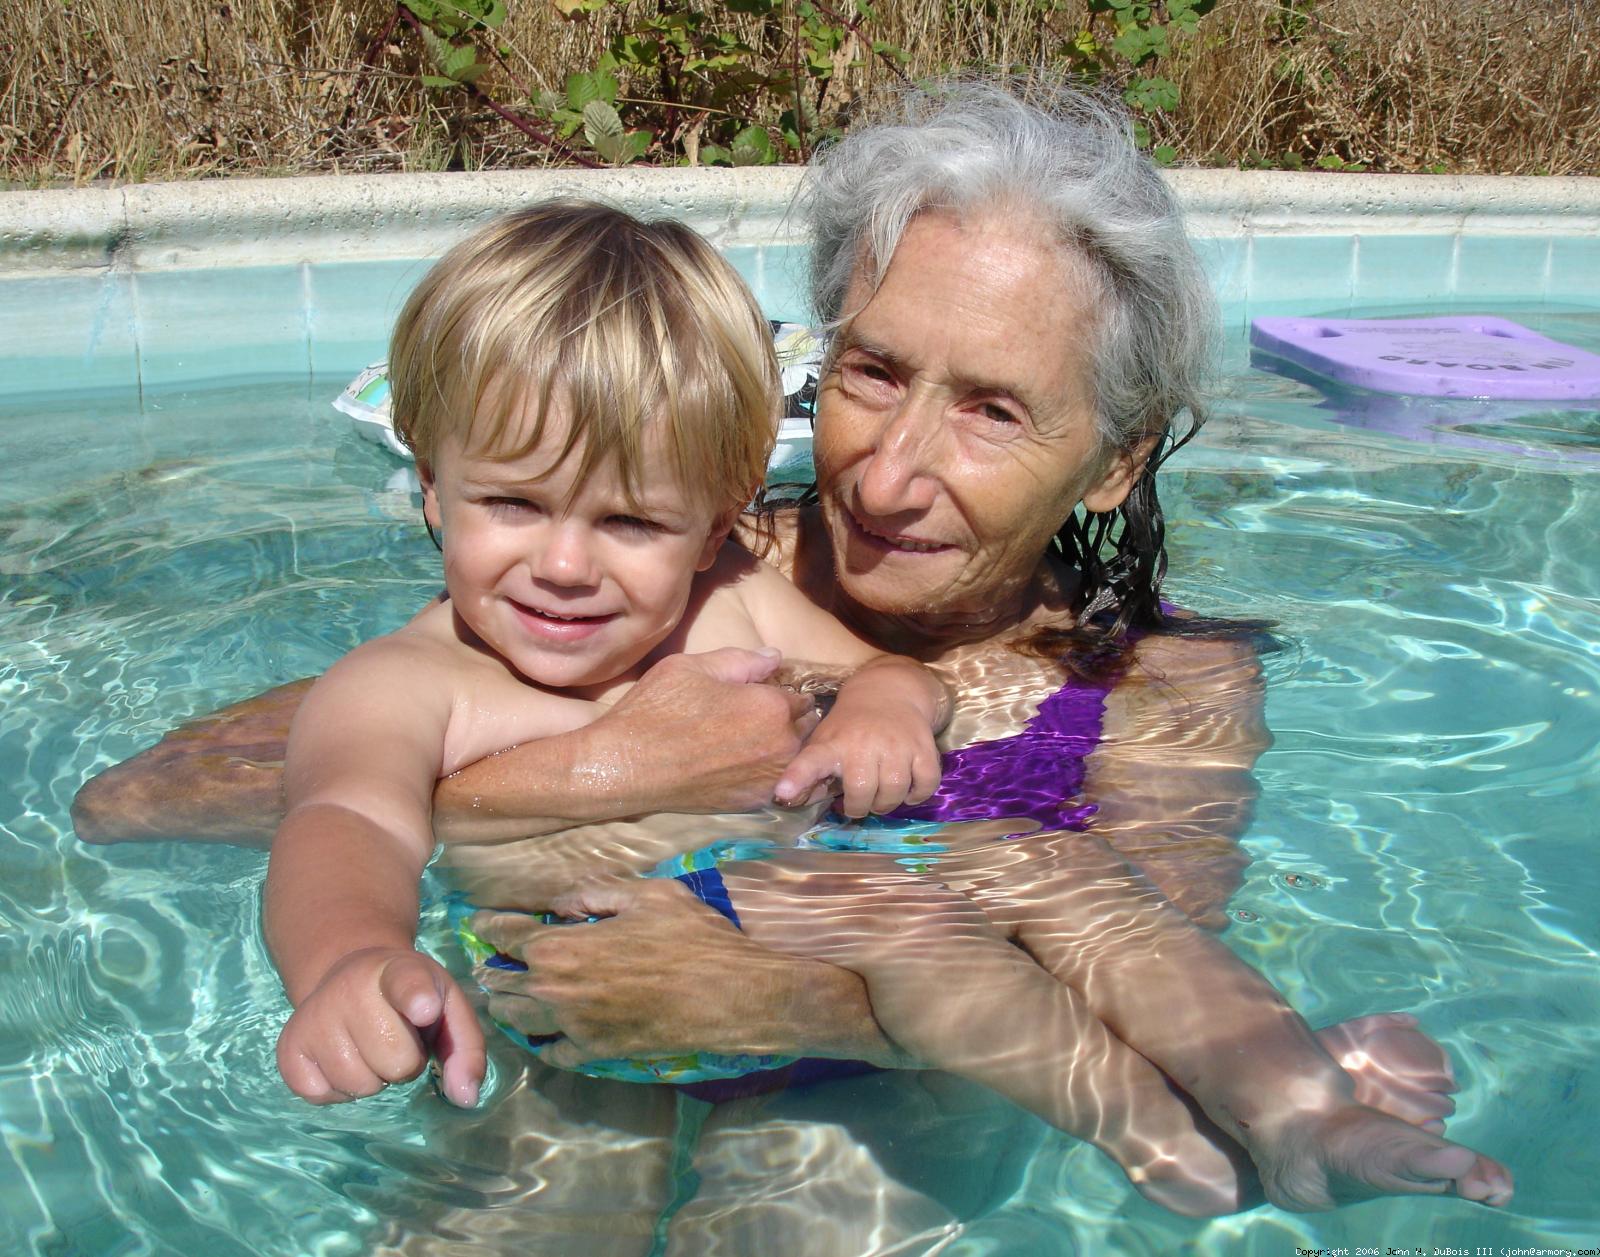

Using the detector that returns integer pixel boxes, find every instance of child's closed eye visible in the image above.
[605,514,665,535]
[483,495,541,514]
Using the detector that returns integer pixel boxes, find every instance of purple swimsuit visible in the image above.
[888,672,1108,833]
[677,672,1110,1102]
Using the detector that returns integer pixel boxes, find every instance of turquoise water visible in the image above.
[2,307,1598,1254]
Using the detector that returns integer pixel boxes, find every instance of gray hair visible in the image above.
[803,79,1216,454]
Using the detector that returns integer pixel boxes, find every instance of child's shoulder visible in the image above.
[699,537,807,610]
[318,601,481,692]
[669,538,800,656]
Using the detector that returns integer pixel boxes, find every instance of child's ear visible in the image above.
[417,460,442,531]
[695,505,742,572]
[1081,431,1163,515]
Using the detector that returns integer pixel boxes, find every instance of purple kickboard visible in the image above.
[1249,315,1600,400]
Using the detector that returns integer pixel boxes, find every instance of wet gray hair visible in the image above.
[797,79,1223,654]
[804,78,1215,455]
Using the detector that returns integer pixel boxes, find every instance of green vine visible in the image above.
[366,0,1218,168]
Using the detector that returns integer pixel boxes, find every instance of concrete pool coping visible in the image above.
[3,168,1599,275]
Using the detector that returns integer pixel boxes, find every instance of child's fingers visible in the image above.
[870,763,913,817]
[773,742,839,807]
[835,750,900,817]
[279,1021,386,1103]
[276,1029,340,1104]
[905,745,943,807]
[431,979,486,1108]
[378,953,446,1028]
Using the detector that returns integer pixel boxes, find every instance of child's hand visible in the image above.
[774,702,942,817]
[275,947,485,1108]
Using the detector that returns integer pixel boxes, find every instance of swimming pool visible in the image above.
[2,178,1598,1253]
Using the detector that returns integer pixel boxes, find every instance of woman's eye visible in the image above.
[841,359,894,388]
[979,402,1021,425]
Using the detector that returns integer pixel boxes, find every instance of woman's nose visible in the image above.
[531,522,599,587]
[855,394,941,516]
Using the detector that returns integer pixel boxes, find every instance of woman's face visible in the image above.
[812,211,1147,640]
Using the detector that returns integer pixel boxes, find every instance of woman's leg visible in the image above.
[951,833,1512,1211]
[717,860,1256,1217]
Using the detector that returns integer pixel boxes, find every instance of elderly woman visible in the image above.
[73,83,1507,1223]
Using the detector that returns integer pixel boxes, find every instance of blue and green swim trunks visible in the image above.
[452,828,952,1089]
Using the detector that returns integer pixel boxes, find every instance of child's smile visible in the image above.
[420,398,729,692]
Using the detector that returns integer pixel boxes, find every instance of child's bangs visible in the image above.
[454,290,667,508]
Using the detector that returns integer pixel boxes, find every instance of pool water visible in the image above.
[2,309,1598,1255]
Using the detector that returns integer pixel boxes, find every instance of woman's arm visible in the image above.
[71,650,820,846]
[1081,630,1271,928]
[468,879,914,1068]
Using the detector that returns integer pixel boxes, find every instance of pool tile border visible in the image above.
[2,169,1597,398]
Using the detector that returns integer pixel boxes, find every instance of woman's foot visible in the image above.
[1118,1012,1502,1217]
[1316,1012,1456,1133]
[1246,1103,1513,1212]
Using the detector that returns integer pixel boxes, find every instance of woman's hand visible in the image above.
[467,879,905,1068]
[433,649,826,841]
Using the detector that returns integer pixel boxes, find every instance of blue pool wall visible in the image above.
[1,168,1597,400]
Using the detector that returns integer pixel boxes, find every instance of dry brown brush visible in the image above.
[3,0,1596,186]
[1164,0,1600,174]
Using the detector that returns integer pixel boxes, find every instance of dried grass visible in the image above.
[1162,0,1600,174]
[2,0,1595,186]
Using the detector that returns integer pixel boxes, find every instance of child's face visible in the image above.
[419,396,731,690]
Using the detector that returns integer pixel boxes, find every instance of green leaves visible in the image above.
[403,0,506,35]
[529,0,907,166]
[387,0,1216,169]
[580,99,652,164]
[1064,0,1218,154]
[1124,75,1178,112]
[566,66,619,111]
[419,26,489,89]
[729,124,775,165]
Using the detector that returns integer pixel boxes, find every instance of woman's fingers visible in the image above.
[535,1036,595,1071]
[485,989,561,1038]
[468,908,546,955]
[680,645,783,685]
[548,875,675,922]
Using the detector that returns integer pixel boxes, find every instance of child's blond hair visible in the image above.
[389,200,780,517]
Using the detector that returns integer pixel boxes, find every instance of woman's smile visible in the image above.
[840,503,955,556]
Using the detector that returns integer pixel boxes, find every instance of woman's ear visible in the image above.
[1081,432,1163,515]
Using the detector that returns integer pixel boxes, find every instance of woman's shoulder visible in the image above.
[1131,620,1263,677]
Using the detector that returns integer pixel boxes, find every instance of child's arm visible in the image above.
[264,638,485,1108]
[730,557,952,816]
